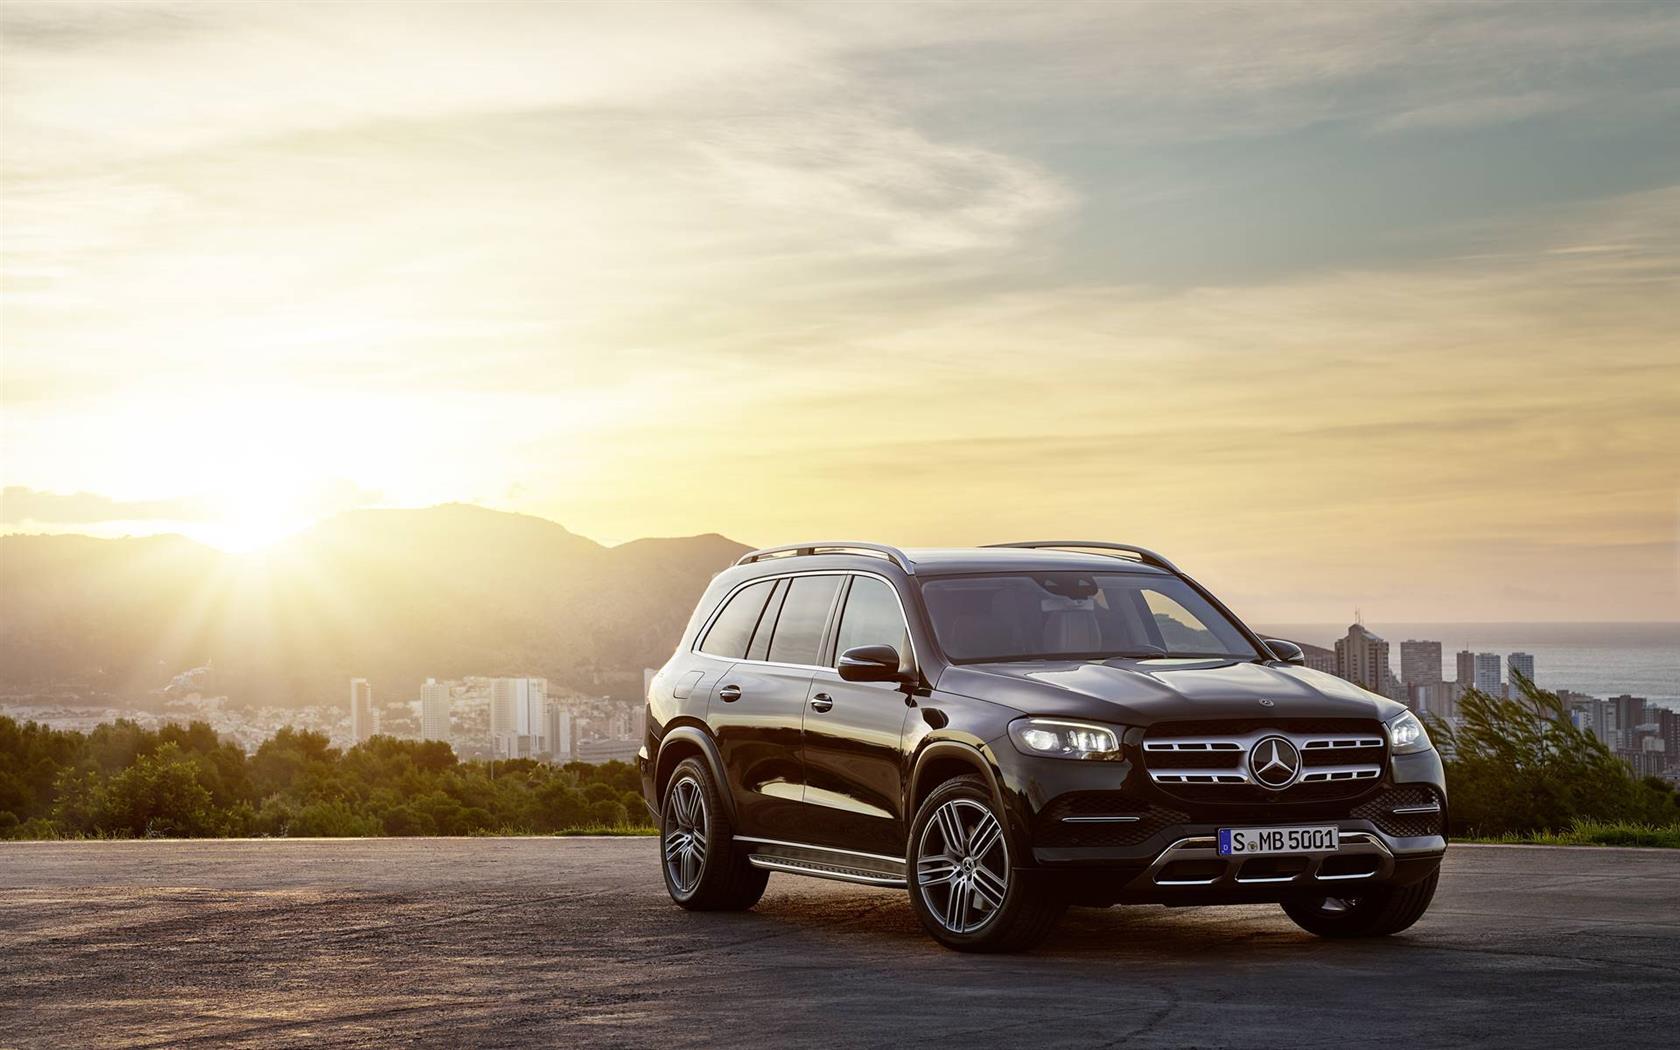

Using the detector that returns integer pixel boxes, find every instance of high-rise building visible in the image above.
[1656,706,1678,767]
[1455,650,1476,689]
[1335,623,1391,694]
[349,678,375,744]
[544,700,574,762]
[491,677,548,759]
[1507,652,1535,690]
[1610,695,1647,749]
[1472,653,1501,695]
[420,678,451,742]
[1400,640,1442,712]
[1565,695,1620,748]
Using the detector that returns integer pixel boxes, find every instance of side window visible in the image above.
[833,576,910,663]
[698,580,774,658]
[745,579,788,662]
[766,575,841,666]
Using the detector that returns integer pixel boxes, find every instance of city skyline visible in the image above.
[2,2,1677,623]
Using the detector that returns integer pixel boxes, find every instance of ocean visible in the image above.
[1257,622,1680,710]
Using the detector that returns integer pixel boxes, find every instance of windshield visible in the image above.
[919,572,1259,664]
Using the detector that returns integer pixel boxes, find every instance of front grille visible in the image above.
[1352,784,1444,838]
[1141,719,1387,804]
[1035,793,1191,848]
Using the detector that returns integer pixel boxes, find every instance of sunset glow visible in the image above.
[2,1,1677,621]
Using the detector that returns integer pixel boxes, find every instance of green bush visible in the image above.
[1431,674,1679,837]
[0,715,656,839]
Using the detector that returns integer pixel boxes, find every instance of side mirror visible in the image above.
[837,644,908,684]
[1264,639,1307,666]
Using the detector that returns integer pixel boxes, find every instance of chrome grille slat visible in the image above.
[1150,771,1249,784]
[1141,725,1387,796]
[1299,766,1382,782]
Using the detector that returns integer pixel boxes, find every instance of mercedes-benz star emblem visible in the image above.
[1257,698,1275,707]
[1248,736,1301,789]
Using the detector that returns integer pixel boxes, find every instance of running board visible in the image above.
[747,854,907,888]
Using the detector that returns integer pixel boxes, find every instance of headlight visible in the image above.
[1007,718,1123,760]
[1386,710,1432,755]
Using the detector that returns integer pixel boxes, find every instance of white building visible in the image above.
[420,678,451,742]
[349,678,375,744]
[545,700,574,763]
[1472,653,1502,695]
[491,677,547,759]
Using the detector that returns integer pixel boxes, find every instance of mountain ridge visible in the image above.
[0,505,751,706]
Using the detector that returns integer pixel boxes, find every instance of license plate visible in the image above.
[1218,825,1339,856]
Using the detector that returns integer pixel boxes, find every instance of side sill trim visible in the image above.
[748,856,906,888]
[734,835,905,866]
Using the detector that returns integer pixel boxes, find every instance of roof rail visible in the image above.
[983,540,1180,574]
[736,542,916,574]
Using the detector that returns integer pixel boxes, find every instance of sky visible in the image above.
[2,1,1677,623]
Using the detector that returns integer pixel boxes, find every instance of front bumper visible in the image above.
[994,741,1448,904]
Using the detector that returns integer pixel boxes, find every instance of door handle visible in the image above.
[809,692,834,713]
[718,684,742,703]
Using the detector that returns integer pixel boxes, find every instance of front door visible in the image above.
[799,574,916,857]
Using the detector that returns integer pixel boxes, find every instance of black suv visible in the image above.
[637,541,1446,952]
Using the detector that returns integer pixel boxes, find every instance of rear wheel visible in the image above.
[660,758,768,911]
[907,774,1065,952]
[1282,870,1439,938]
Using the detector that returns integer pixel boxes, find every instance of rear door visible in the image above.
[798,573,917,856]
[704,573,842,841]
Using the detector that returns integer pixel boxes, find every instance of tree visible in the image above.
[1431,674,1679,835]
[94,743,219,837]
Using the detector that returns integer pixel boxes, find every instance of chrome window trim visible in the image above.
[690,568,922,675]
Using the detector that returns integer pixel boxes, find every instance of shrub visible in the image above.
[1431,674,1679,836]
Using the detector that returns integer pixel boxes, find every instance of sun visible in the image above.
[188,476,322,553]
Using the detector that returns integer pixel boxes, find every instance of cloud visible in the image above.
[0,487,211,524]
[1,2,1676,617]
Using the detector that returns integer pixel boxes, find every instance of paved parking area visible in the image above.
[2,838,1675,1048]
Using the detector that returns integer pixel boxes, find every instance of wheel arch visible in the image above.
[909,739,1007,820]
[654,725,737,824]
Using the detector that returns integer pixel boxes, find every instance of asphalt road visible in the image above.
[1,838,1675,1049]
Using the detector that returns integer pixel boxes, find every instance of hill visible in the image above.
[0,505,749,706]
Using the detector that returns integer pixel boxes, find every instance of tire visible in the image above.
[660,758,769,911]
[907,774,1065,952]
[1281,869,1439,938]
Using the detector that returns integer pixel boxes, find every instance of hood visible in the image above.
[937,657,1402,726]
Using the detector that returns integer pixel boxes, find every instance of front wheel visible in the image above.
[907,774,1065,952]
[660,758,768,911]
[1281,869,1439,938]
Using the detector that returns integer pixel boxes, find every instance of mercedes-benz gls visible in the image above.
[637,541,1446,952]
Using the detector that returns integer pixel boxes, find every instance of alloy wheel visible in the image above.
[664,775,708,895]
[916,797,1010,934]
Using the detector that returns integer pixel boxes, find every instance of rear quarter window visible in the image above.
[698,580,775,658]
